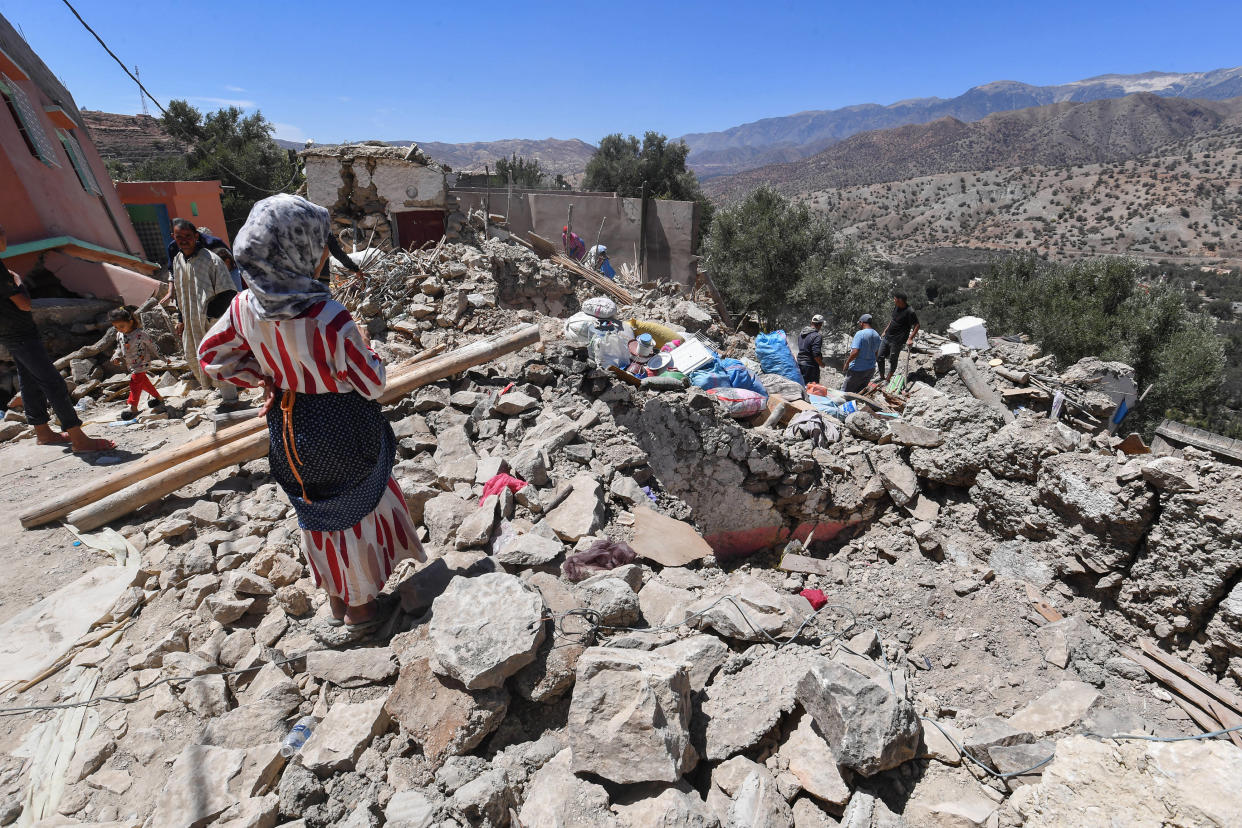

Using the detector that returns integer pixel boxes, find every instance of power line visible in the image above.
[59,0,166,115]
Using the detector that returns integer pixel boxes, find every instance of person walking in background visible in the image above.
[0,225,112,453]
[108,307,164,421]
[199,194,424,640]
[562,225,586,260]
[169,218,241,408]
[797,313,826,384]
[877,291,920,383]
[842,313,882,393]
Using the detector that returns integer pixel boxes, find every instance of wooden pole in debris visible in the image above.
[954,357,1015,424]
[638,181,648,281]
[42,325,541,533]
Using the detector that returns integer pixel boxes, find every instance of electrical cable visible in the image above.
[58,0,166,115]
[59,0,299,198]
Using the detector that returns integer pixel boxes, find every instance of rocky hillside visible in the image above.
[80,109,187,166]
[796,124,1242,267]
[704,94,1242,201]
[684,65,1242,177]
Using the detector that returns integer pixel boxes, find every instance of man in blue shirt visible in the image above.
[841,313,881,393]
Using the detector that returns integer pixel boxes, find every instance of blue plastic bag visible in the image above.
[725,364,769,398]
[689,362,732,390]
[755,331,804,387]
[808,395,846,420]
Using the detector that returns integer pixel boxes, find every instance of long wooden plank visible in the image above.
[61,325,541,532]
[1207,700,1242,748]
[1139,640,1242,717]
[1169,695,1227,740]
[954,358,1015,424]
[1124,647,1230,721]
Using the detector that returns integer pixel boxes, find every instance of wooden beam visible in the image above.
[1123,647,1235,729]
[30,325,541,531]
[1169,695,1226,740]
[955,357,1015,423]
[1138,640,1242,717]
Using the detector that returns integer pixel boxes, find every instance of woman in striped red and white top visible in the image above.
[200,195,423,636]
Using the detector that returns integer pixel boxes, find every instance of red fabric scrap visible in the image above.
[480,473,527,505]
[799,588,827,610]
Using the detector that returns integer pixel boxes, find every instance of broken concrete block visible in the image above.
[493,531,563,566]
[728,768,794,828]
[423,494,474,548]
[567,647,694,783]
[66,732,116,783]
[493,391,538,416]
[514,572,583,703]
[384,656,509,764]
[1140,456,1200,492]
[796,661,922,776]
[384,789,439,827]
[545,474,606,542]
[687,571,809,642]
[182,674,230,718]
[613,782,716,828]
[638,577,697,627]
[455,496,498,550]
[429,572,546,689]
[299,697,389,775]
[961,716,1035,767]
[575,576,640,625]
[876,456,919,508]
[650,635,729,692]
[990,739,1055,788]
[699,649,811,761]
[519,748,616,827]
[888,421,944,447]
[149,744,247,828]
[304,647,397,686]
[1007,680,1102,736]
[779,713,851,808]
[903,761,1002,827]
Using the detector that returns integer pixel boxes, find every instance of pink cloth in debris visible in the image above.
[799,588,827,611]
[480,473,527,505]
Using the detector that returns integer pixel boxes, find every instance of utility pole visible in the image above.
[135,65,149,116]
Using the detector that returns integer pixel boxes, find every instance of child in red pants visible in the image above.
[109,307,164,421]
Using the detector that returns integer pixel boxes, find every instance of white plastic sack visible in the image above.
[564,312,598,345]
[582,296,618,320]
[589,331,632,370]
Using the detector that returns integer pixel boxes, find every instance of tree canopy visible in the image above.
[704,186,889,331]
[975,254,1226,432]
[495,153,547,188]
[115,100,299,236]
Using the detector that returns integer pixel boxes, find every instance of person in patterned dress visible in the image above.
[199,194,424,635]
[108,307,165,421]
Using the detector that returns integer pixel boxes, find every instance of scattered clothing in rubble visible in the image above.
[784,410,839,447]
[563,538,637,582]
[480,473,528,504]
[200,194,424,610]
[800,588,828,610]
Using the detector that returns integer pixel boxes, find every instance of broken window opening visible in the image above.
[56,128,101,195]
[0,73,60,167]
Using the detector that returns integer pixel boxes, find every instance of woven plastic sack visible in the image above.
[755,330,805,386]
[582,296,618,320]
[564,311,598,344]
[707,387,767,418]
[588,330,631,370]
[725,364,768,398]
[689,362,732,390]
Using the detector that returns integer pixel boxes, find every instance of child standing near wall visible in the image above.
[109,307,164,421]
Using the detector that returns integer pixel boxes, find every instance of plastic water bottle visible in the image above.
[280,716,317,758]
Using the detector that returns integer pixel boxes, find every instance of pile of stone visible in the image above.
[7,227,1242,828]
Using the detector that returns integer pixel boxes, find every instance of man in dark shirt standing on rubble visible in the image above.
[797,314,825,384]
[877,292,920,383]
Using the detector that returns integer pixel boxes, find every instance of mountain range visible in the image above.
[703,93,1242,202]
[682,66,1242,177]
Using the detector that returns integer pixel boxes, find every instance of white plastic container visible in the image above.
[948,316,990,351]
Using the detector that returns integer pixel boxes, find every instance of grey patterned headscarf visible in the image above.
[233,194,332,320]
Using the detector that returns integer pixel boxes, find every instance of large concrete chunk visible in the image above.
[686,572,810,642]
[299,697,389,775]
[779,713,851,808]
[698,649,813,761]
[568,648,694,784]
[519,748,618,828]
[728,768,794,828]
[1007,680,1101,736]
[650,635,729,692]
[514,572,583,702]
[149,744,246,828]
[1008,735,1242,827]
[876,457,919,508]
[613,783,717,828]
[385,656,509,764]
[545,474,606,542]
[796,661,922,776]
[429,572,546,689]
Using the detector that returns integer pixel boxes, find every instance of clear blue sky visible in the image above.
[3,0,1240,145]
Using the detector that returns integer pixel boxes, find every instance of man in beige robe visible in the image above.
[170,219,239,404]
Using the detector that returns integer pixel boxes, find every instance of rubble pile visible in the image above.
[4,230,1242,828]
